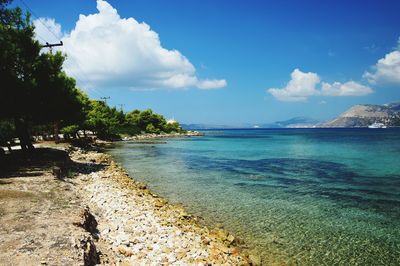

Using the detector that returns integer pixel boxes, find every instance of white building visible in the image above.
[167,118,177,124]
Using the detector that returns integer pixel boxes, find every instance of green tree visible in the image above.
[0,1,40,150]
[145,123,160,134]
[135,109,168,133]
[1,1,88,148]
[164,121,182,133]
[124,109,185,135]
[60,125,80,140]
[33,52,88,140]
[85,100,125,139]
[123,109,141,135]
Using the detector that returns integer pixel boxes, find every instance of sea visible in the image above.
[107,128,400,265]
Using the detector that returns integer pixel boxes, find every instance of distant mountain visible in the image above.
[323,102,400,128]
[386,102,400,111]
[183,103,400,130]
[181,124,239,130]
[274,117,321,128]
[182,117,321,130]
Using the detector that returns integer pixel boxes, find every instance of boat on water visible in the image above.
[368,122,387,128]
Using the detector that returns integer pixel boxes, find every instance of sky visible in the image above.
[15,0,400,125]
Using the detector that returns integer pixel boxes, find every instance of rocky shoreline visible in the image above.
[121,131,204,141]
[0,141,262,265]
[71,146,257,265]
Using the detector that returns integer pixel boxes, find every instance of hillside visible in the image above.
[182,103,400,129]
[182,117,321,130]
[274,117,320,128]
[323,103,400,127]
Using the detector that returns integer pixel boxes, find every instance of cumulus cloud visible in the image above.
[268,69,373,101]
[268,69,320,101]
[33,0,226,90]
[363,39,400,85]
[197,79,227,90]
[321,81,373,96]
[33,18,63,44]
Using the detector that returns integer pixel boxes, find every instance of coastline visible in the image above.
[121,131,204,141]
[0,140,259,265]
[74,145,252,265]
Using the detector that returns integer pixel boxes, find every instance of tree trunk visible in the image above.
[22,119,34,150]
[6,142,12,153]
[54,121,60,143]
[14,117,27,150]
[14,117,34,151]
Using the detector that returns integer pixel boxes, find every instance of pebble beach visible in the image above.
[73,147,253,265]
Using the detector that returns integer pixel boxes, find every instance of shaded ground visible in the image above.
[0,147,100,266]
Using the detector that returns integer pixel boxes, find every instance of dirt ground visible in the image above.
[0,147,98,266]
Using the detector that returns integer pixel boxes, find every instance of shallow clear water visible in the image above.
[108,129,400,265]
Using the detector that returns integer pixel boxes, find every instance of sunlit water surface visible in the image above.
[107,129,400,265]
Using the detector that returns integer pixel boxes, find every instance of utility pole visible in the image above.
[100,97,110,104]
[118,104,125,111]
[41,41,63,54]
[40,41,64,142]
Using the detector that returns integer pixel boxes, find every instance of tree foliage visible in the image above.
[0,1,40,149]
[0,1,92,148]
[0,1,185,150]
[84,101,124,139]
[124,109,184,135]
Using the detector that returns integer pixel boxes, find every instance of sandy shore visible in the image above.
[0,143,259,265]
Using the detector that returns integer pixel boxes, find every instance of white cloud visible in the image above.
[267,69,320,102]
[321,81,373,96]
[268,69,373,101]
[33,0,225,90]
[197,79,227,90]
[363,39,400,85]
[33,18,63,44]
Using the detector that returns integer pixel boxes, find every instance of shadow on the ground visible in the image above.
[0,180,13,185]
[71,160,106,175]
[0,148,106,180]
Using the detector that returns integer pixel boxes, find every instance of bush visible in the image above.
[145,123,160,134]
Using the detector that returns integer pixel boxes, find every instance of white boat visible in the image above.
[368,122,387,128]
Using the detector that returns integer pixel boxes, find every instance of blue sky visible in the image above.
[18,0,400,125]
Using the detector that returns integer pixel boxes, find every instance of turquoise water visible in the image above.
[108,129,400,265]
